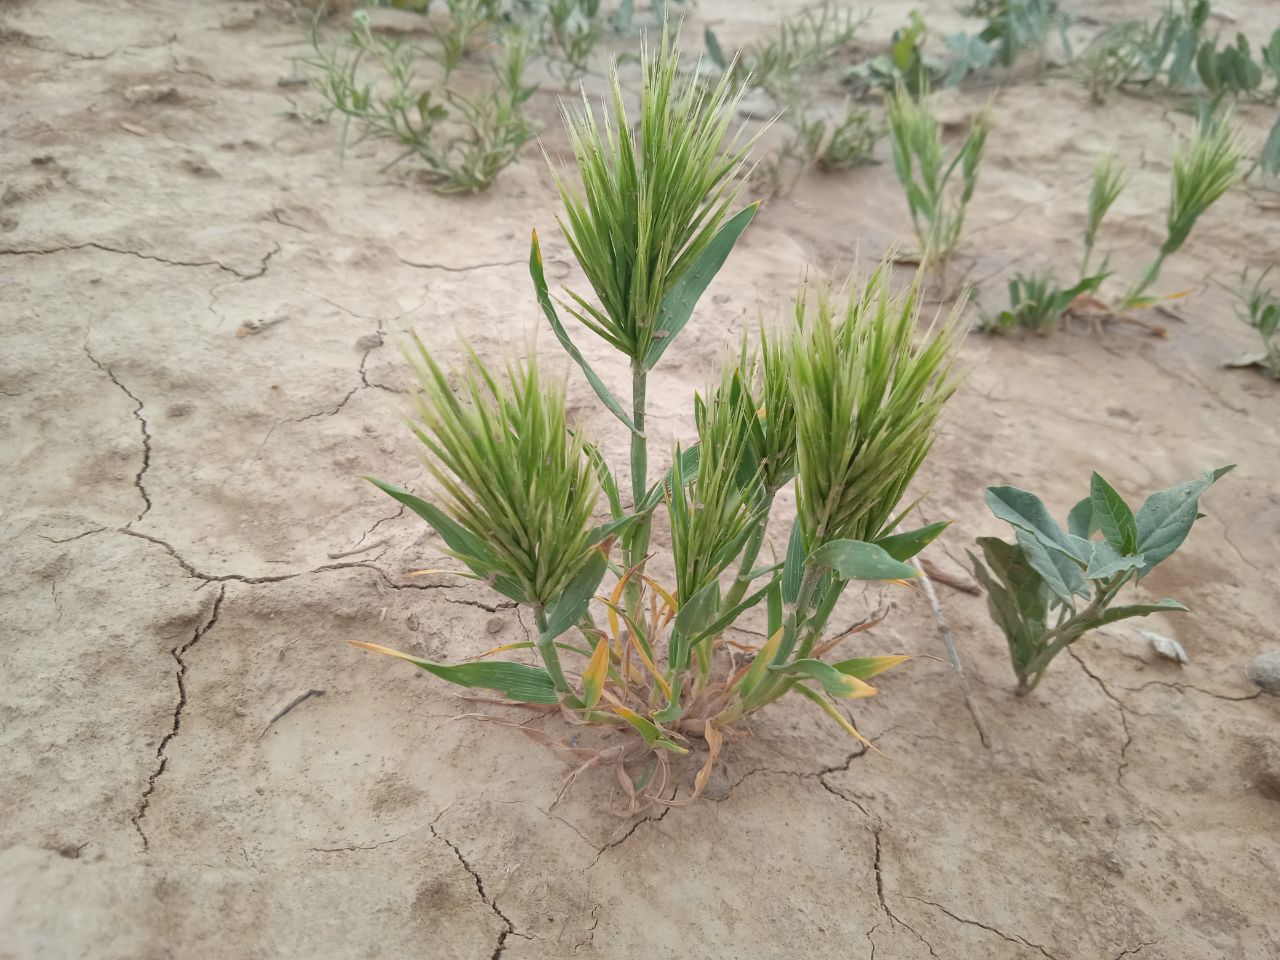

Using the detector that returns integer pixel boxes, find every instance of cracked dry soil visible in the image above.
[2,1,1279,957]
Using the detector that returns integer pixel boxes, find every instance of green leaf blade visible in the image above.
[1134,465,1234,576]
[875,520,950,562]
[807,539,919,582]
[643,203,759,370]
[529,232,638,433]
[1090,472,1137,554]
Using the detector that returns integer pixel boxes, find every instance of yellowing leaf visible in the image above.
[738,626,784,697]
[793,683,875,749]
[581,637,610,708]
[831,654,911,679]
[471,640,536,659]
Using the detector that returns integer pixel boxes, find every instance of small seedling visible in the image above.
[1116,116,1244,310]
[705,2,864,102]
[760,100,881,193]
[705,4,868,193]
[1224,267,1280,377]
[979,271,1106,336]
[1078,0,1209,102]
[886,84,989,271]
[538,0,604,83]
[1079,22,1154,103]
[978,153,1122,334]
[1195,33,1266,108]
[349,33,965,800]
[971,467,1233,693]
[947,0,1071,83]
[306,9,536,192]
[817,102,881,170]
[1261,114,1280,176]
[847,12,943,96]
[1081,151,1128,276]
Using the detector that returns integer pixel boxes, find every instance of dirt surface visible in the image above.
[3,1,1279,958]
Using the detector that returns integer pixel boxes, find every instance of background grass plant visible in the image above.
[1224,266,1280,377]
[886,84,989,273]
[305,8,536,191]
[1116,116,1245,310]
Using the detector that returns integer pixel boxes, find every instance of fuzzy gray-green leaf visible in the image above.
[1134,465,1233,575]
[1015,529,1088,604]
[1090,472,1137,554]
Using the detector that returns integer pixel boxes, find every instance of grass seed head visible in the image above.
[403,336,600,606]
[790,264,964,549]
[549,25,758,363]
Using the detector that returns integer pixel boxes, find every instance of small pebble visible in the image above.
[1245,649,1280,695]
[485,617,505,635]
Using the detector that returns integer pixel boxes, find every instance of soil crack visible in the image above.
[443,596,518,614]
[1068,649,1133,784]
[1114,941,1156,959]
[39,527,107,544]
[3,242,259,278]
[587,802,673,869]
[115,527,427,591]
[310,834,404,853]
[396,256,524,273]
[132,585,225,851]
[1120,678,1261,702]
[904,894,1061,960]
[873,830,940,960]
[429,820,522,959]
[83,342,152,523]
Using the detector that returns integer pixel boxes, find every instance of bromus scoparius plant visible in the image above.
[886,83,989,276]
[1116,117,1245,311]
[979,152,1126,335]
[351,32,965,805]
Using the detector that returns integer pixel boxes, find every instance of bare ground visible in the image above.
[2,1,1279,958]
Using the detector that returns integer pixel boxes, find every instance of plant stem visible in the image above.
[1016,574,1129,689]
[533,606,575,698]
[1119,252,1166,310]
[719,566,826,723]
[629,361,648,507]
[624,361,650,616]
[720,490,777,613]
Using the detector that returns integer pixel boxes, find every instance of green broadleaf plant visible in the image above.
[971,466,1232,693]
[1224,266,1280,377]
[350,31,967,801]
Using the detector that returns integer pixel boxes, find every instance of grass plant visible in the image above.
[886,84,989,272]
[704,4,873,194]
[350,32,966,802]
[1116,117,1245,310]
[1224,267,1280,377]
[980,153,1123,335]
[987,121,1243,333]
[306,8,536,191]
